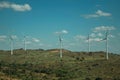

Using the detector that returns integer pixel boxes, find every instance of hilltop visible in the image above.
[0,49,120,80]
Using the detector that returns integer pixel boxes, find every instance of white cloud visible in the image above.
[74,35,86,40]
[82,10,111,18]
[55,30,68,35]
[75,34,103,42]
[93,38,103,42]
[0,35,7,41]
[108,34,115,38]
[98,33,103,37]
[62,30,68,34]
[69,43,76,46]
[96,10,111,16]
[11,4,31,11]
[0,1,31,12]
[10,35,17,39]
[0,35,7,39]
[86,38,102,42]
[90,33,103,38]
[91,26,115,42]
[90,33,96,37]
[26,41,31,44]
[39,43,44,46]
[32,38,40,43]
[83,14,99,18]
[93,26,115,32]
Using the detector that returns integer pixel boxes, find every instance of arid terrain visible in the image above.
[0,49,120,80]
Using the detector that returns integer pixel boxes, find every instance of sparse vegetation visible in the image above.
[0,49,120,80]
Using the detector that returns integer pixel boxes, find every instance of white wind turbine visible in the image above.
[101,30,109,60]
[59,34,63,58]
[55,30,68,58]
[104,30,109,60]
[10,36,14,55]
[24,36,26,51]
[87,34,90,53]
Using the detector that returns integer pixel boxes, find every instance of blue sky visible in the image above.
[0,0,120,53]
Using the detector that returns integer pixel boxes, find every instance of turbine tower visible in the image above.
[59,34,63,58]
[24,36,26,51]
[102,30,109,60]
[87,34,90,53]
[55,30,68,59]
[105,30,109,60]
[10,36,13,55]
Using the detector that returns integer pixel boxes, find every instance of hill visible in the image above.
[45,49,71,53]
[0,49,120,80]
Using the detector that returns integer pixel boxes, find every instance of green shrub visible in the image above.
[55,69,68,77]
[95,77,102,80]
[85,77,91,80]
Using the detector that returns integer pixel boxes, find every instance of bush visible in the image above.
[76,57,85,61]
[92,63,99,67]
[76,57,80,61]
[95,77,102,80]
[43,68,52,74]
[58,77,70,80]
[55,69,68,77]
[113,77,120,80]
[38,68,53,74]
[85,77,91,80]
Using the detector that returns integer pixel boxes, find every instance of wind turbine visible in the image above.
[55,30,68,59]
[59,34,63,58]
[24,36,26,51]
[101,30,109,60]
[10,36,14,55]
[105,30,109,60]
[87,34,90,53]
